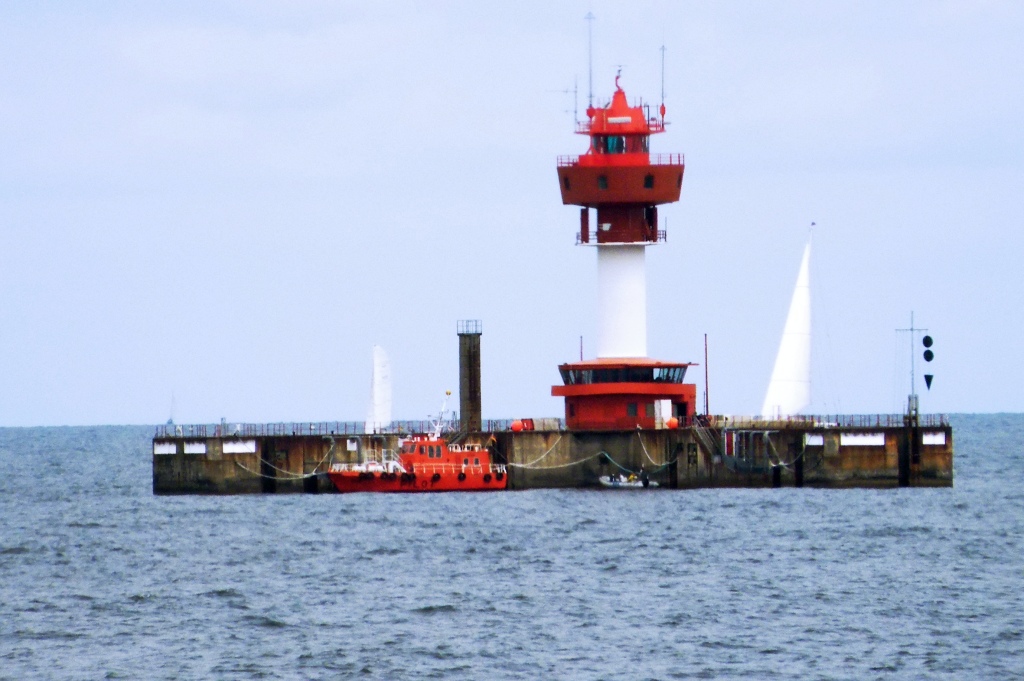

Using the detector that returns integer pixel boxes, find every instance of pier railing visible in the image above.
[708,413,949,429]
[154,419,518,439]
[154,413,947,439]
[576,229,667,245]
[556,152,685,167]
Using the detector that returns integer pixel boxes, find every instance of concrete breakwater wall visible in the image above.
[153,415,952,494]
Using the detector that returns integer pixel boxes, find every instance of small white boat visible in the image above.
[598,474,658,489]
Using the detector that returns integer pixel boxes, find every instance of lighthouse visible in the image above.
[552,76,697,430]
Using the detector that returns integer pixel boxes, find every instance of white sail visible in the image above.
[761,241,811,418]
[365,345,392,433]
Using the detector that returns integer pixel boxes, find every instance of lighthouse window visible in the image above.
[606,136,625,154]
[644,174,654,189]
[655,367,687,383]
[598,175,608,190]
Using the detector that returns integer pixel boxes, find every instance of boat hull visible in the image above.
[327,467,507,493]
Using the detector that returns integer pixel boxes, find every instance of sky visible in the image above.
[1,1,1021,426]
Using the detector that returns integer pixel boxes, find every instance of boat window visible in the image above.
[419,446,425,455]
[562,175,570,190]
[430,445,436,458]
[645,403,655,418]
[474,458,480,466]
[627,403,638,417]
[464,458,469,466]
[644,174,654,189]
[598,175,608,190]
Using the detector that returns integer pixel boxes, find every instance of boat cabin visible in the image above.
[399,438,490,467]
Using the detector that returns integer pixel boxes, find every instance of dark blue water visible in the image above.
[1,415,1021,679]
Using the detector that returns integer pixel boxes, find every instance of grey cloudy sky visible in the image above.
[1,1,1021,426]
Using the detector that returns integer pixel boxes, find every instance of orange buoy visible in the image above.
[511,420,524,432]
[666,417,679,429]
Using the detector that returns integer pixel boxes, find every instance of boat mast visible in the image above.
[431,391,452,439]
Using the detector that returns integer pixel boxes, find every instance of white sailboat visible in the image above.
[761,240,811,418]
[364,345,392,433]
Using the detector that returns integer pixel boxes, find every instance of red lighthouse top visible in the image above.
[577,75,666,157]
[556,77,685,243]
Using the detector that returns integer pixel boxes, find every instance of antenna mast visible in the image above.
[897,312,927,418]
[585,12,595,108]
[660,44,666,108]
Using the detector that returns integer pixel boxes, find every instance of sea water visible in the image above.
[0,414,1021,680]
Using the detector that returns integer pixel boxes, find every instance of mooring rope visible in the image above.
[636,431,660,466]
[515,451,605,470]
[504,435,563,468]
[601,451,634,473]
[234,437,337,480]
[764,432,804,469]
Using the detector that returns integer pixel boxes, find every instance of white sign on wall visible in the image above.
[840,433,886,447]
[223,440,257,454]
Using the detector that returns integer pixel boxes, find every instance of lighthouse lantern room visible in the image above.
[552,77,697,430]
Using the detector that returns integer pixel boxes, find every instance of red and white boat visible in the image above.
[326,396,507,493]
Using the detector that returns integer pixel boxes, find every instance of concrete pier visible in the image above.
[153,414,952,494]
